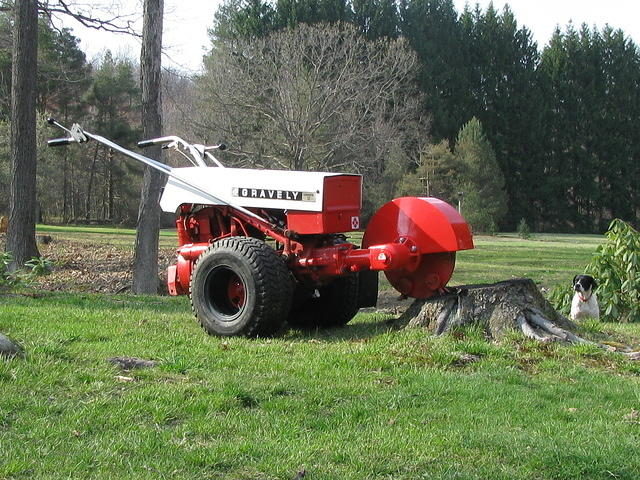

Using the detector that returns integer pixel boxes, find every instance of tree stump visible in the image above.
[398,278,584,342]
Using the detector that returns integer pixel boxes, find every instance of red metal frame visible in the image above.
[168,196,474,299]
[286,175,362,234]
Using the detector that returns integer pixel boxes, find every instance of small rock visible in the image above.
[292,469,306,480]
[108,356,157,370]
[0,333,23,358]
[453,352,482,366]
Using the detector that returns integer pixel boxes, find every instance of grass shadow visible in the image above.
[284,311,402,342]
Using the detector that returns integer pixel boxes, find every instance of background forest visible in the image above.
[0,0,639,233]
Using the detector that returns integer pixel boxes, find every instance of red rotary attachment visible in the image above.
[361,197,474,298]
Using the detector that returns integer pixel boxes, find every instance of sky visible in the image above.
[57,0,640,73]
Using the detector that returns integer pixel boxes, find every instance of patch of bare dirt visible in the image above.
[1,233,176,294]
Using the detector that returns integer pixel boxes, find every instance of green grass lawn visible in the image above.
[452,233,603,288]
[1,293,639,479]
[36,224,179,249]
[3,228,638,479]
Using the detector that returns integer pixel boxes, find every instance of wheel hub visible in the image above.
[226,274,246,309]
[206,266,247,317]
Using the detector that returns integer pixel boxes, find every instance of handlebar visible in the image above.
[48,137,75,147]
[137,139,158,148]
[45,119,275,230]
[138,136,226,152]
[136,135,226,168]
[47,117,226,169]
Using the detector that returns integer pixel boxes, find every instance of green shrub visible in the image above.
[547,283,572,317]
[0,252,21,288]
[1,252,52,289]
[488,220,499,236]
[517,218,531,239]
[586,219,640,322]
[25,256,53,277]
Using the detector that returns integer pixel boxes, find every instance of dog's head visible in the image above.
[573,274,597,298]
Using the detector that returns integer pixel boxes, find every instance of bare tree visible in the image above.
[162,69,198,145]
[132,0,164,294]
[6,0,39,270]
[197,22,426,175]
[39,1,139,35]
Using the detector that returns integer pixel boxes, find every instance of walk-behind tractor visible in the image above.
[48,119,474,337]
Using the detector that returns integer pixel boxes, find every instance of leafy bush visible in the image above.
[488,220,498,236]
[0,252,21,288]
[547,283,572,317]
[0,252,52,289]
[517,218,531,239]
[586,219,640,322]
[25,256,53,276]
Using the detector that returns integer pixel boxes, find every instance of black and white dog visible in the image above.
[570,274,599,321]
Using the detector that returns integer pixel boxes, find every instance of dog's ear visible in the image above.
[572,275,578,285]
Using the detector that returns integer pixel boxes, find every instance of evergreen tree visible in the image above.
[538,24,640,231]
[36,23,91,113]
[396,140,460,205]
[204,0,640,230]
[352,0,398,39]
[459,3,542,229]
[213,0,276,42]
[275,0,351,28]
[0,12,12,121]
[594,28,640,228]
[399,0,467,141]
[454,117,507,232]
[83,52,140,222]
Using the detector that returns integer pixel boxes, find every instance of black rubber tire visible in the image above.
[189,237,292,337]
[357,270,379,308]
[288,274,360,328]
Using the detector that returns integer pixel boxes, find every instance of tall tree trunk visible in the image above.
[107,149,114,220]
[85,143,100,222]
[62,150,69,223]
[62,106,69,223]
[6,0,40,270]
[132,0,164,294]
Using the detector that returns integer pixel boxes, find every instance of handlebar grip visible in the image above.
[48,138,74,147]
[137,140,157,148]
[218,143,227,151]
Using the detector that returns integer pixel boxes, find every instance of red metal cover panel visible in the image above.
[362,197,474,253]
[323,175,362,211]
[287,175,362,234]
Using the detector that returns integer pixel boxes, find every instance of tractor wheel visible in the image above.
[288,274,360,329]
[190,237,292,337]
